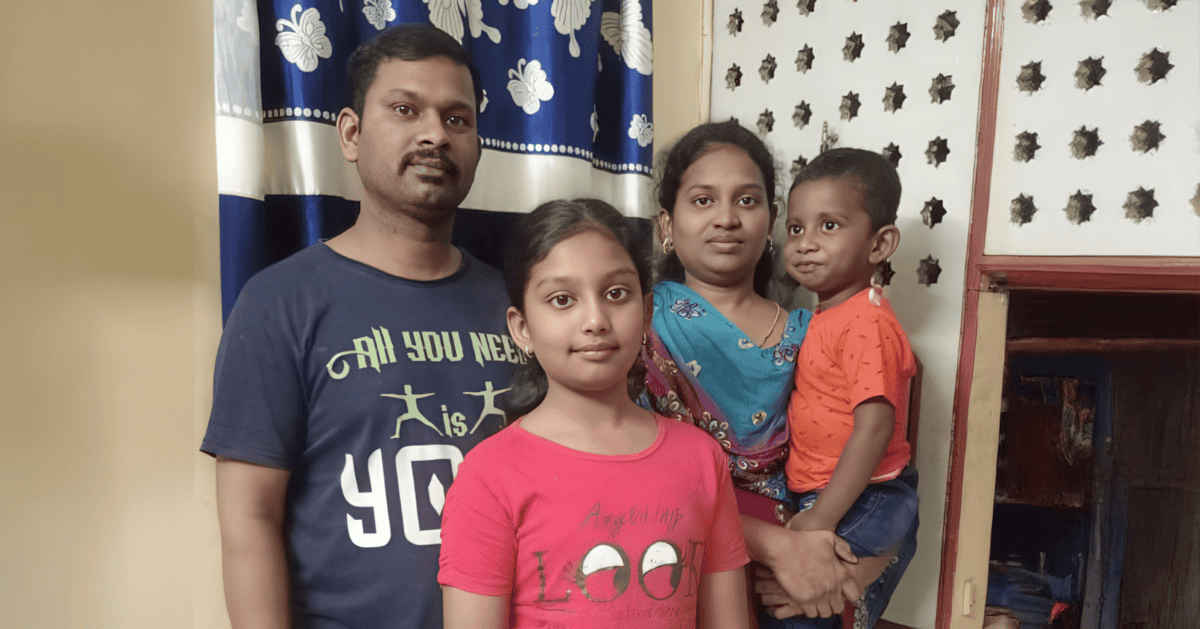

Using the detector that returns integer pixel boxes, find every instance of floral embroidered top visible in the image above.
[642,281,812,500]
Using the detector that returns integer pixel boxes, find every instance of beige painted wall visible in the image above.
[0,1,224,627]
[653,0,707,149]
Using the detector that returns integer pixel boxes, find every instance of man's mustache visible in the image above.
[401,149,459,177]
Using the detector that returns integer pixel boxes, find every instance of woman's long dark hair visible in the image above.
[501,198,652,420]
[652,120,779,297]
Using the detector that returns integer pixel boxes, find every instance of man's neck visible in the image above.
[326,203,461,281]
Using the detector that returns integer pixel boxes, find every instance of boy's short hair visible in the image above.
[791,148,902,231]
[345,23,484,117]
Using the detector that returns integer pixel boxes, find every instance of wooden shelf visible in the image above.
[1007,338,1200,353]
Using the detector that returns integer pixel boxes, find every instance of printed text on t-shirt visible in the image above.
[326,327,524,379]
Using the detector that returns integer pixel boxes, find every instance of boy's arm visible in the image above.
[215,456,292,629]
[788,397,894,533]
[442,587,508,629]
[698,567,750,629]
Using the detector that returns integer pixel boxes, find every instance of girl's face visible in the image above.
[507,230,648,398]
[660,144,774,290]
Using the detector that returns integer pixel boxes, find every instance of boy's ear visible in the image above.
[336,107,361,162]
[869,225,900,265]
[507,306,531,354]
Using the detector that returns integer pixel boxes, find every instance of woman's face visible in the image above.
[660,144,774,291]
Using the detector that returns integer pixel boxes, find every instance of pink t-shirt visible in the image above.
[439,415,749,629]
[786,289,916,493]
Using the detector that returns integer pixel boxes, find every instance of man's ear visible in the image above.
[869,225,900,265]
[337,107,361,162]
[507,306,531,354]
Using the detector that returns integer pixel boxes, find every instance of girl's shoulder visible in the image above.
[462,422,529,463]
[659,415,727,459]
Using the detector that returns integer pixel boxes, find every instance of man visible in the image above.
[202,24,519,628]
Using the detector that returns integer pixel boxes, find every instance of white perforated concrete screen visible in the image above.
[985,0,1200,256]
[709,2,986,626]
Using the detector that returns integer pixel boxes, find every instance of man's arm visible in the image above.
[215,456,292,629]
[741,515,860,618]
[787,398,894,534]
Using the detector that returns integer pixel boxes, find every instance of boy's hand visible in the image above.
[785,509,831,533]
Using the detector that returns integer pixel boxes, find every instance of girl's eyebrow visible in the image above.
[685,182,765,194]
[533,267,638,290]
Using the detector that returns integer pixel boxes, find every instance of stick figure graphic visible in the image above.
[462,380,511,434]
[381,385,440,438]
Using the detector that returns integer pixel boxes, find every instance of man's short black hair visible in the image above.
[345,23,484,116]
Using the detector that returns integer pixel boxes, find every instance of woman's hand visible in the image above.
[743,517,861,619]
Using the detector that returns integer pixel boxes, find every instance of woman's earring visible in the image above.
[766,237,774,253]
[662,238,674,254]
[525,345,534,357]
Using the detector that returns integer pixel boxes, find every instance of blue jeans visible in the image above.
[760,468,919,629]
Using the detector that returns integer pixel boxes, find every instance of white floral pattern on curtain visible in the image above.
[213,0,654,319]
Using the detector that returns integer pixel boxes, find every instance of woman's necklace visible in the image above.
[760,302,782,346]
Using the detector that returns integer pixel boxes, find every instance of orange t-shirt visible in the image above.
[785,289,916,493]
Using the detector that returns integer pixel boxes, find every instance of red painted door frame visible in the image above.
[936,2,1200,626]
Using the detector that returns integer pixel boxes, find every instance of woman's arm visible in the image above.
[788,398,894,533]
[741,515,860,618]
[698,568,749,629]
[443,587,508,629]
[215,456,292,629]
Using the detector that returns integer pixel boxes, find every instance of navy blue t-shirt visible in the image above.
[202,243,518,628]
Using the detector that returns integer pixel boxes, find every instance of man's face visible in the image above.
[342,56,481,222]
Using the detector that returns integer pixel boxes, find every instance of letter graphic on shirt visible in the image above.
[341,450,391,548]
[469,332,493,366]
[576,543,631,602]
[395,444,463,546]
[639,540,683,600]
[680,539,705,599]
[326,328,396,378]
[534,551,571,602]
[381,385,441,438]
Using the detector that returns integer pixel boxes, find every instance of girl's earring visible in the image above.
[766,237,774,253]
[662,238,674,254]
[525,345,534,357]
[868,265,885,307]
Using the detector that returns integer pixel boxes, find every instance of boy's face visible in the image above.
[784,175,889,310]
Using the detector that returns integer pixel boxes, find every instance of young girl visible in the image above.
[438,198,751,629]
[643,121,860,625]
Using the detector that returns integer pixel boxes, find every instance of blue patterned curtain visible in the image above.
[214,0,654,320]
